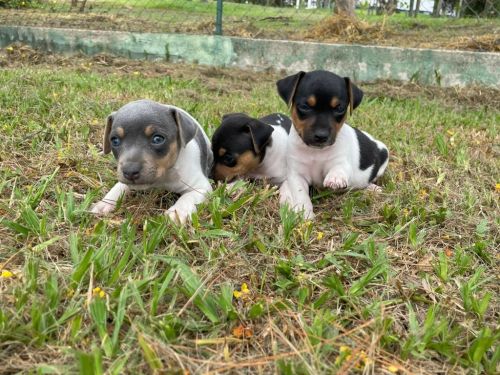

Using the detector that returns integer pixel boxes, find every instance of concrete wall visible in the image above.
[1,25,499,88]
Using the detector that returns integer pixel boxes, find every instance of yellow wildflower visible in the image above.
[495,183,500,192]
[133,71,140,76]
[1,270,14,278]
[233,290,242,298]
[241,283,249,293]
[316,231,324,241]
[339,346,350,353]
[92,287,106,298]
[335,346,351,365]
[6,46,14,52]
[387,364,399,373]
[419,189,428,198]
[233,283,250,299]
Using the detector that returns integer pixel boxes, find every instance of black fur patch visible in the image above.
[195,130,212,177]
[259,113,292,133]
[353,127,386,182]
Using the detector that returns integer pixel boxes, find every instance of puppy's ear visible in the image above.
[172,108,197,148]
[344,77,364,116]
[103,113,114,154]
[276,71,306,107]
[246,120,274,154]
[222,112,249,121]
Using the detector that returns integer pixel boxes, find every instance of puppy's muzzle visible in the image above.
[313,128,330,145]
[122,162,142,183]
[306,128,335,148]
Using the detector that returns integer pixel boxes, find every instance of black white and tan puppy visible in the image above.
[277,70,389,219]
[91,99,213,223]
[211,113,291,185]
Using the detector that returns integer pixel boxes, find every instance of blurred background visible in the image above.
[1,0,498,51]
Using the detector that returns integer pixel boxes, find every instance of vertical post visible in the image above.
[414,0,421,17]
[408,0,415,17]
[215,0,223,36]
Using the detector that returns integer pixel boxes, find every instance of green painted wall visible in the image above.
[1,26,499,88]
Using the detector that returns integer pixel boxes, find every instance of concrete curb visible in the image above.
[1,25,499,87]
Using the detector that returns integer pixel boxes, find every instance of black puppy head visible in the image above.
[211,113,274,182]
[103,99,195,186]
[277,70,363,148]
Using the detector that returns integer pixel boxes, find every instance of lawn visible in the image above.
[0,48,499,374]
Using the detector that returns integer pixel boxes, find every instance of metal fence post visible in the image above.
[215,0,223,36]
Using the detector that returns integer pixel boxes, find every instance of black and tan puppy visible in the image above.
[91,99,213,223]
[211,113,291,185]
[277,70,389,219]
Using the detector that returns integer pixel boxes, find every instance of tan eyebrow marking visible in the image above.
[306,95,317,107]
[218,148,227,157]
[330,97,340,108]
[116,127,125,137]
[144,125,155,137]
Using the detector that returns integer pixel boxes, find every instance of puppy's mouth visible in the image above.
[304,139,335,149]
[117,170,159,187]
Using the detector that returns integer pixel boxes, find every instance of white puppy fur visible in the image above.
[280,124,388,219]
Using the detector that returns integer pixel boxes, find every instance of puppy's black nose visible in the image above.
[123,164,141,181]
[313,129,330,144]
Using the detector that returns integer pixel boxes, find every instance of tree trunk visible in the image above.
[432,0,443,16]
[414,0,421,17]
[408,0,415,16]
[335,0,356,17]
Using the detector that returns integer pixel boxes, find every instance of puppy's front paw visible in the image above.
[366,183,382,192]
[323,172,348,190]
[166,207,190,225]
[91,200,116,215]
[300,206,315,220]
[278,182,292,206]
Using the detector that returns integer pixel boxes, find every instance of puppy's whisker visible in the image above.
[101,199,118,205]
[178,179,208,195]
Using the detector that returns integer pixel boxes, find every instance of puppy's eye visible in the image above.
[334,104,347,114]
[110,136,121,147]
[222,153,236,167]
[151,134,165,145]
[297,103,311,113]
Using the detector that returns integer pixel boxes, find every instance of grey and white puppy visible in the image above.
[91,99,213,223]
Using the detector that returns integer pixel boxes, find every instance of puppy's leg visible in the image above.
[367,183,382,192]
[166,183,212,224]
[91,182,130,215]
[323,164,350,190]
[281,174,314,219]
[279,180,292,205]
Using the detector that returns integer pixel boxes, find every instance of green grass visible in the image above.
[0,51,499,373]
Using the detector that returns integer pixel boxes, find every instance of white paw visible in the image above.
[299,206,315,220]
[366,183,382,192]
[280,199,315,220]
[166,207,190,224]
[279,182,292,205]
[91,200,117,215]
[323,173,348,190]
